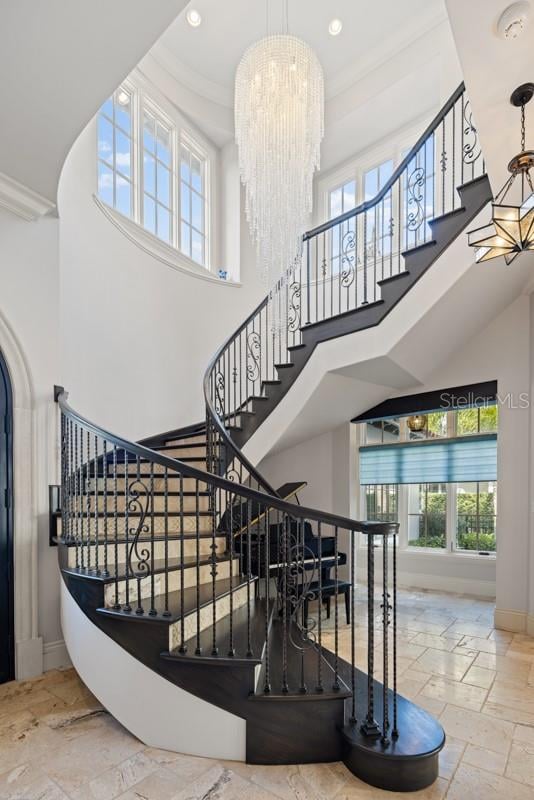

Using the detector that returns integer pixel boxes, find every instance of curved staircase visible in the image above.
[55,83,491,792]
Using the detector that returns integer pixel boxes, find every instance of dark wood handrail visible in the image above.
[303,82,466,240]
[56,388,393,535]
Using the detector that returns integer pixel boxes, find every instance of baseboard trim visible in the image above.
[494,608,534,634]
[356,568,496,599]
[16,637,43,680]
[44,639,71,672]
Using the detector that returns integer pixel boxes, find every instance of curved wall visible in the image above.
[58,117,264,441]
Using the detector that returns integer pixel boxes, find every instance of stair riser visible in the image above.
[156,446,207,458]
[104,559,239,607]
[87,477,211,493]
[85,494,210,514]
[66,536,228,567]
[115,462,210,476]
[168,584,249,651]
[63,514,213,535]
[164,435,206,446]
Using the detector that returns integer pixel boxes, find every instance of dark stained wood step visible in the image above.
[161,597,274,664]
[97,576,253,624]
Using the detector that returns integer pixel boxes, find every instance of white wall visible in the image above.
[258,295,533,605]
[58,117,264,440]
[0,206,63,673]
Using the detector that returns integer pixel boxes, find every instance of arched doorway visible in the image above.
[0,351,13,683]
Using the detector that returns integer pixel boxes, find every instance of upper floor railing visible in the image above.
[203,83,486,496]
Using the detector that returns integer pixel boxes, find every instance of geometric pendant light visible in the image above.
[468,83,534,265]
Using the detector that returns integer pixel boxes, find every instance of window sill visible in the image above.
[358,544,496,560]
[93,195,241,288]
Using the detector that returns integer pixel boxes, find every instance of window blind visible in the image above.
[359,434,497,485]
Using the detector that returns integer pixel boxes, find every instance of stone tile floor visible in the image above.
[1,588,534,798]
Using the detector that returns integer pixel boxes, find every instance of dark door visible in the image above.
[0,352,13,684]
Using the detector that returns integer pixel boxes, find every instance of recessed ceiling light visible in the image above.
[117,90,129,106]
[497,1,530,39]
[186,8,202,27]
[328,18,343,36]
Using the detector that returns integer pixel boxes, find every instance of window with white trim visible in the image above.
[357,406,498,556]
[97,83,211,269]
[97,88,133,218]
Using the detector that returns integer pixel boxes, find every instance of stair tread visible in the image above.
[161,597,274,663]
[97,575,252,623]
[63,553,235,582]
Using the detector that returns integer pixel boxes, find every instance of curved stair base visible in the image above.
[60,581,247,761]
[339,670,444,792]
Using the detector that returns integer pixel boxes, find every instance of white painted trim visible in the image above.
[0,309,42,679]
[61,582,246,760]
[93,196,241,288]
[43,639,71,672]
[357,567,496,599]
[0,171,56,221]
[494,607,531,633]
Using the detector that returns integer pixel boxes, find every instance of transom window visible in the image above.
[97,83,210,268]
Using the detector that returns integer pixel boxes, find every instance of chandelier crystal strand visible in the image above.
[235,35,324,332]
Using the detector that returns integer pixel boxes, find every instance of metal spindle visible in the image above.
[350,529,356,722]
[333,525,340,691]
[113,445,119,609]
[361,533,380,737]
[102,440,109,576]
[392,529,399,739]
[316,521,323,692]
[382,535,390,744]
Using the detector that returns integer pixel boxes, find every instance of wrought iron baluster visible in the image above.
[392,528,399,739]
[316,521,323,692]
[74,422,80,570]
[123,447,131,612]
[228,492,235,657]
[102,439,109,577]
[179,473,186,653]
[195,478,201,654]
[363,212,368,305]
[382,534,390,744]
[86,432,92,572]
[282,514,289,693]
[350,529,356,723]
[333,524,340,691]
[210,475,218,656]
[93,435,100,575]
[163,466,170,617]
[113,445,119,609]
[67,419,73,545]
[246,499,252,657]
[264,507,271,692]
[361,533,380,738]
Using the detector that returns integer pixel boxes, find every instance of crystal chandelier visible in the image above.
[235,31,324,304]
[468,83,534,264]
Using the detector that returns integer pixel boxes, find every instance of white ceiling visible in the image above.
[0,0,187,204]
[158,0,448,103]
[446,0,534,194]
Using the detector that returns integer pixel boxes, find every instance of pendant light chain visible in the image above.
[521,102,526,152]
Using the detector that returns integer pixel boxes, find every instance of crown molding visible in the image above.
[0,171,56,221]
